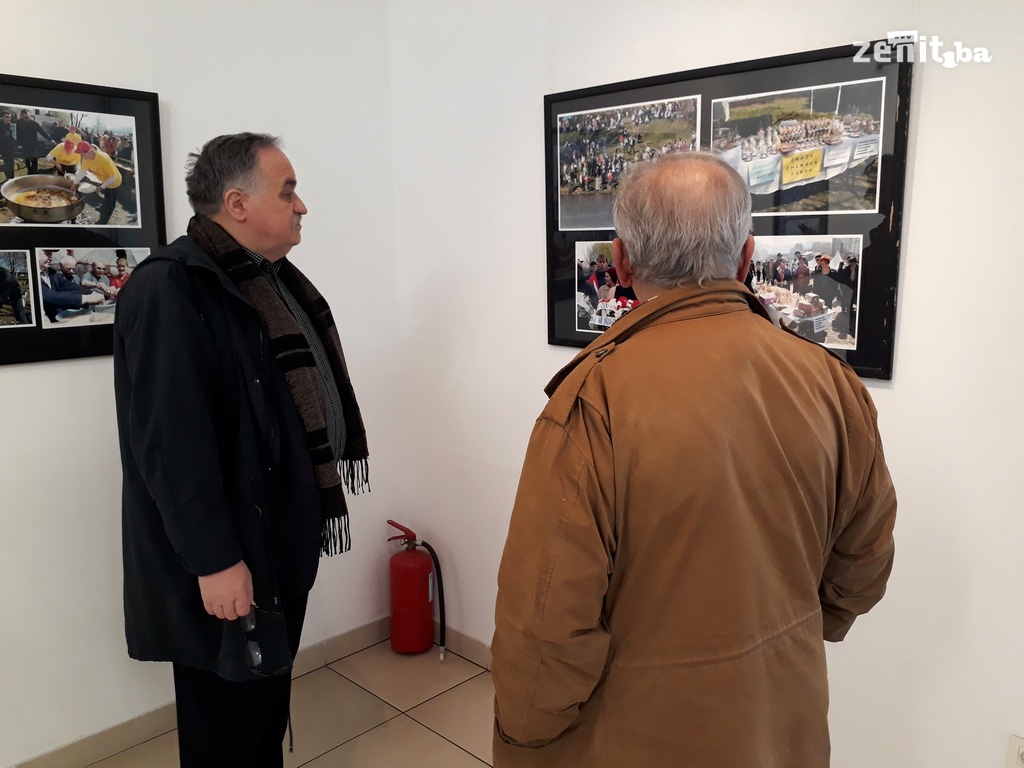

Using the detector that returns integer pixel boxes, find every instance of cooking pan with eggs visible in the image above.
[1,174,86,223]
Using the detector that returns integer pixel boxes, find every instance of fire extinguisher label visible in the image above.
[428,572,434,603]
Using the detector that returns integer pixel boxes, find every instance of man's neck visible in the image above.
[206,213,284,263]
[630,280,661,303]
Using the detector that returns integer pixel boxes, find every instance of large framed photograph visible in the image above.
[0,74,164,365]
[545,42,913,379]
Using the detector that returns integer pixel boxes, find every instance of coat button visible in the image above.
[254,377,261,385]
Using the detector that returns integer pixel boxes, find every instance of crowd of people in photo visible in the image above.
[750,250,860,339]
[559,103,697,195]
[1,107,136,225]
[573,244,861,338]
[576,253,640,329]
[42,120,134,164]
[560,101,689,137]
[36,249,135,323]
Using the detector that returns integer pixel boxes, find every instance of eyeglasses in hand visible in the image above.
[240,609,263,672]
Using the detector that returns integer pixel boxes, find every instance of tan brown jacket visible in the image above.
[492,281,896,768]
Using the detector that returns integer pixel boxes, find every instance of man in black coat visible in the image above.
[810,255,842,308]
[0,112,17,183]
[834,254,860,339]
[113,133,368,767]
[16,109,50,175]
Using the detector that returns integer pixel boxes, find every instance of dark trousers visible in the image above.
[1,153,14,183]
[172,593,307,768]
[95,186,120,225]
[2,288,28,323]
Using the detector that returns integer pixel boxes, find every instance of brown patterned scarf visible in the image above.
[187,214,368,555]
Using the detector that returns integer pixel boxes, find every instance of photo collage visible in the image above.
[0,76,162,363]
[546,45,911,377]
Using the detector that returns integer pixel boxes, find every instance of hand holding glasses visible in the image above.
[237,606,290,677]
[240,609,263,671]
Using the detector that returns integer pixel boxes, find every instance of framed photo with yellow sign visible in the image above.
[544,41,913,380]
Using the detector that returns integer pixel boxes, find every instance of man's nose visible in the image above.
[294,195,308,215]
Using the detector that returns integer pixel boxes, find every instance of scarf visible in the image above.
[187,214,368,555]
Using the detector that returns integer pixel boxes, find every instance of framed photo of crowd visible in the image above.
[544,41,914,379]
[0,73,165,366]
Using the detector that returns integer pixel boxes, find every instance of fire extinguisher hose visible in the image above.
[418,539,446,662]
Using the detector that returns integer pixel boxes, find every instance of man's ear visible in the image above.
[736,234,754,282]
[222,188,248,223]
[612,238,635,287]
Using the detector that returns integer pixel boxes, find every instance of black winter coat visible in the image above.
[114,236,322,676]
[0,121,15,154]
[16,117,49,156]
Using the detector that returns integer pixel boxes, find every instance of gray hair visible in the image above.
[612,152,752,288]
[185,133,280,216]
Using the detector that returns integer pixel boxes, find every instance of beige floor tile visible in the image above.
[284,667,400,767]
[302,715,487,768]
[329,641,484,711]
[87,732,178,768]
[408,672,494,765]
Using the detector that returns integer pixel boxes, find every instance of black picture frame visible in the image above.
[545,41,913,380]
[0,74,165,366]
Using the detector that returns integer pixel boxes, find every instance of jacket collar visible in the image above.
[545,279,773,397]
[135,234,254,307]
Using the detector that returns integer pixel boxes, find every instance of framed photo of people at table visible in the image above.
[0,73,165,365]
[545,41,913,380]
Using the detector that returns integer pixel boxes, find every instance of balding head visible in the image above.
[612,152,752,288]
[58,255,77,279]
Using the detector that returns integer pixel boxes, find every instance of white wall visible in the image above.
[0,3,399,765]
[2,0,1023,766]
[386,2,1024,768]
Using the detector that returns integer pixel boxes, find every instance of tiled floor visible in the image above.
[88,642,494,767]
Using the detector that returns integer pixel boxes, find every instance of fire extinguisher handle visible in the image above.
[386,519,417,542]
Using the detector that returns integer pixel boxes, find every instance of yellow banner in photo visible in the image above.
[781,149,823,185]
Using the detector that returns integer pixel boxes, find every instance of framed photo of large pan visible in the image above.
[0,73,164,365]
[545,41,913,380]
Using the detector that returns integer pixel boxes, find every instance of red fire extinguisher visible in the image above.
[387,520,446,661]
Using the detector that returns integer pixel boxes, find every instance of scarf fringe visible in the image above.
[339,458,370,495]
[321,513,351,556]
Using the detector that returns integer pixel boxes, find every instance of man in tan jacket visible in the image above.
[492,152,896,767]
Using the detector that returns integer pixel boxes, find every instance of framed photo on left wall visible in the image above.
[0,73,165,365]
